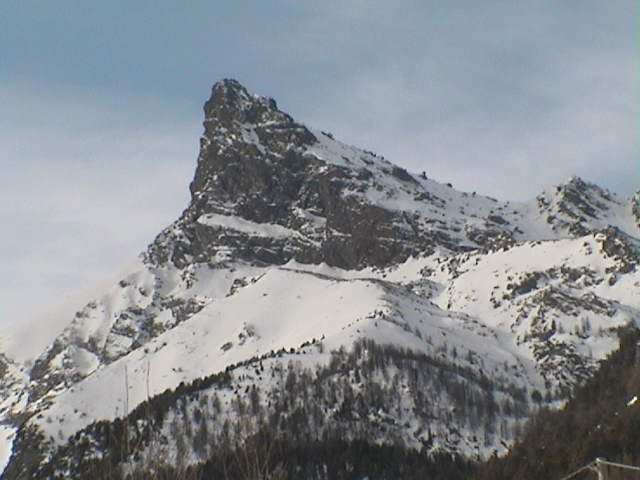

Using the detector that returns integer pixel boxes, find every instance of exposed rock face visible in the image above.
[147,81,637,276]
[535,176,625,236]
[632,191,640,227]
[148,79,443,271]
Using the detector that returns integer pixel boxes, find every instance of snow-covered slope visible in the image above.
[28,267,536,451]
[1,79,638,478]
[427,230,640,391]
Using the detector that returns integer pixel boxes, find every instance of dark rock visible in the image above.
[391,166,418,184]
[146,79,463,271]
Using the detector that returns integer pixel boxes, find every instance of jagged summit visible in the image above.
[173,81,640,275]
[204,79,283,125]
[536,174,637,237]
[632,190,640,225]
[189,79,315,206]
[561,174,591,186]
[210,78,255,100]
[555,175,612,205]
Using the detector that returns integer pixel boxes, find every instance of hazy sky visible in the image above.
[1,1,638,327]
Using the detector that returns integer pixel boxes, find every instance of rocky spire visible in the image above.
[203,78,279,125]
[190,79,315,201]
[632,191,640,226]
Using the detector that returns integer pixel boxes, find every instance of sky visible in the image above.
[1,1,638,328]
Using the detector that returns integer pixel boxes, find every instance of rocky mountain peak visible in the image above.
[155,81,639,274]
[189,79,316,203]
[632,191,640,226]
[204,78,280,125]
[562,175,589,188]
[534,175,622,236]
[554,175,610,205]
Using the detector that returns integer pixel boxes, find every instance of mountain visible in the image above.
[1,79,639,479]
[476,327,640,480]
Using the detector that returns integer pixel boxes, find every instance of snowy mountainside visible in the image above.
[426,230,640,392]
[9,266,536,476]
[1,79,639,478]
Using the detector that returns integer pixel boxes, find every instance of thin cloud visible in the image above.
[0,80,199,327]
[278,1,639,200]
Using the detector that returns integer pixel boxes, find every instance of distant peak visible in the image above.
[561,175,589,189]
[213,78,245,89]
[551,176,608,198]
[211,78,250,100]
[205,78,278,121]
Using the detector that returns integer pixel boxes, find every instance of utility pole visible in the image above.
[590,458,605,480]
[561,457,640,480]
